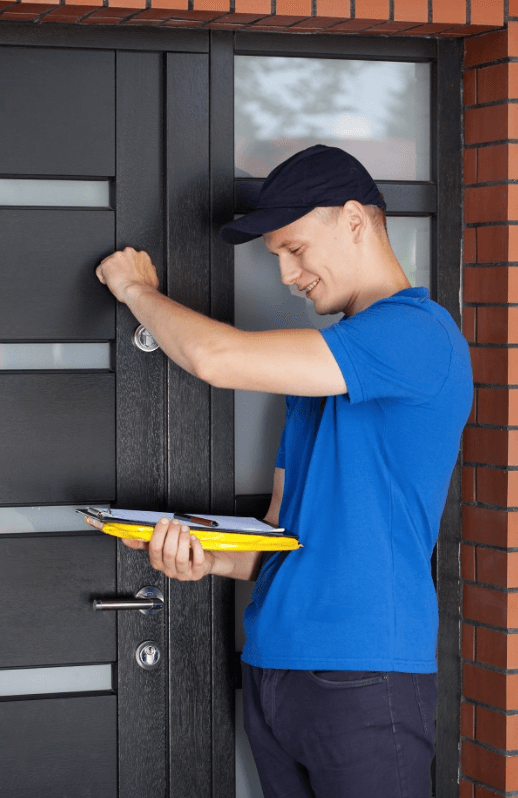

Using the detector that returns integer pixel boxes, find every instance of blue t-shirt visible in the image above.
[241,287,473,673]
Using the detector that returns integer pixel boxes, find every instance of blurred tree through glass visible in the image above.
[235,56,431,180]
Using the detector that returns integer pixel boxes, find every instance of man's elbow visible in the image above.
[193,344,232,389]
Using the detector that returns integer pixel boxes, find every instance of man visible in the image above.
[96,144,473,798]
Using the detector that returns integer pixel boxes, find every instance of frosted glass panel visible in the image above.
[236,688,264,798]
[0,664,112,696]
[234,217,431,493]
[0,179,110,207]
[387,216,431,291]
[0,505,109,533]
[235,57,430,181]
[0,343,110,369]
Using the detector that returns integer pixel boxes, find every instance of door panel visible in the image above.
[0,535,116,667]
[0,373,115,504]
[0,48,115,176]
[0,209,115,340]
[0,696,117,798]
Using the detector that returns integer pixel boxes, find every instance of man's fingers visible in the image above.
[148,517,175,570]
[169,526,192,574]
[121,538,148,550]
[190,535,206,569]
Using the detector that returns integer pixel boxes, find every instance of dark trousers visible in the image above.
[242,663,437,798]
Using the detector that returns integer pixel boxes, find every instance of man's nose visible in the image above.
[278,255,301,286]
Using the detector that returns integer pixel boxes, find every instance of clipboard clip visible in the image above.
[76,507,113,521]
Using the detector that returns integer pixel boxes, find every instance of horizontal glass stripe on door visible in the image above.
[0,664,112,696]
[0,506,109,534]
[0,179,111,207]
[0,343,110,370]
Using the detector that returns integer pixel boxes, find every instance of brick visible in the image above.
[462,504,518,546]
[476,704,507,748]
[471,0,505,27]
[235,0,271,12]
[148,0,189,8]
[464,228,477,263]
[367,20,419,32]
[396,21,459,33]
[477,388,508,426]
[471,346,518,386]
[464,662,518,711]
[275,0,310,14]
[461,702,476,738]
[109,0,145,8]
[43,3,102,16]
[442,23,498,35]
[464,68,477,106]
[464,582,508,626]
[511,0,518,15]
[463,738,518,791]
[465,105,510,146]
[477,465,518,507]
[394,0,428,22]
[210,9,266,18]
[290,15,343,27]
[193,0,230,10]
[462,541,477,579]
[463,306,476,343]
[433,0,466,24]
[478,63,508,104]
[256,13,309,23]
[62,0,103,5]
[477,144,508,183]
[465,185,513,224]
[1,2,57,12]
[459,779,475,798]
[326,18,380,30]
[354,0,388,19]
[477,626,508,668]
[476,306,507,344]
[464,149,477,185]
[463,620,476,661]
[476,786,506,798]
[477,226,518,263]
[464,28,508,67]
[315,0,349,16]
[477,547,518,588]
[464,266,518,302]
[468,389,477,423]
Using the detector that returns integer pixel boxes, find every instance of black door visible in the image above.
[0,40,234,798]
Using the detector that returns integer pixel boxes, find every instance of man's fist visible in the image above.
[96,247,159,303]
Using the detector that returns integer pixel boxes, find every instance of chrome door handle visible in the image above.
[93,586,164,614]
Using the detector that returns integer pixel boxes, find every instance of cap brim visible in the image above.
[220,205,316,245]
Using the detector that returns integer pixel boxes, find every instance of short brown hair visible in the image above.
[315,204,388,238]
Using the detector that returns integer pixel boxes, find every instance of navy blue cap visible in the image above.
[220,144,386,245]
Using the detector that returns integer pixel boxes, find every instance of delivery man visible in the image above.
[96,144,473,798]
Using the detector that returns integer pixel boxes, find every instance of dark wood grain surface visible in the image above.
[0,534,116,667]
[0,373,115,505]
[0,209,115,340]
[0,47,115,176]
[115,50,168,798]
[166,51,213,798]
[0,696,117,798]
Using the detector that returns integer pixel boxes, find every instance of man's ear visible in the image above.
[343,200,367,242]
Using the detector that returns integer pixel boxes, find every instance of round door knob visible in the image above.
[133,325,160,352]
[136,641,161,670]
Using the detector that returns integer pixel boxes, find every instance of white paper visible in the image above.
[100,508,283,533]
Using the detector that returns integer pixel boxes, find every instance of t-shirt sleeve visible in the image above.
[274,416,287,469]
[320,301,453,405]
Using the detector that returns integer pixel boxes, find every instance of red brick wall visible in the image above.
[460,15,518,797]
[0,0,514,794]
[0,0,504,30]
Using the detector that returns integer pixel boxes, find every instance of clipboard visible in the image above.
[76,508,302,551]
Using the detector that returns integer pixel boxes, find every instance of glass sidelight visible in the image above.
[0,179,111,207]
